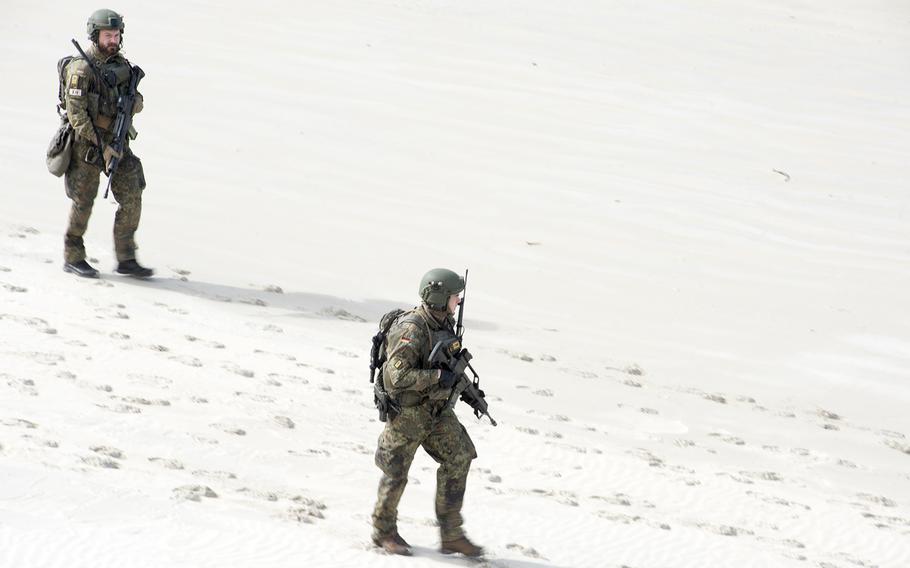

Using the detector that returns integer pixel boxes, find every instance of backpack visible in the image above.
[56,55,79,109]
[369,308,407,421]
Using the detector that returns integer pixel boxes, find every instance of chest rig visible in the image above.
[92,58,132,118]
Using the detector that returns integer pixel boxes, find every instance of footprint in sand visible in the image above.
[325,347,358,358]
[629,448,665,468]
[739,470,783,482]
[90,445,125,459]
[173,485,218,502]
[284,499,327,523]
[94,304,130,320]
[236,487,279,502]
[693,522,754,537]
[708,432,746,446]
[883,439,910,456]
[169,354,203,367]
[270,373,308,385]
[234,392,276,403]
[127,374,173,389]
[189,336,225,349]
[745,490,811,511]
[497,349,535,362]
[253,349,296,361]
[559,367,599,379]
[4,375,38,397]
[506,544,547,560]
[148,457,185,470]
[95,403,142,414]
[1,418,38,430]
[113,395,171,407]
[856,493,898,508]
[25,437,59,449]
[13,351,64,366]
[288,448,331,458]
[81,455,120,469]
[0,314,57,334]
[223,363,255,378]
[318,307,366,322]
[192,469,237,480]
[154,302,189,316]
[237,297,267,307]
[273,416,295,429]
[210,423,246,436]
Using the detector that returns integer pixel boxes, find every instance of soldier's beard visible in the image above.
[98,42,119,57]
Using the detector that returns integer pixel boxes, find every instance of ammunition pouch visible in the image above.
[94,114,113,131]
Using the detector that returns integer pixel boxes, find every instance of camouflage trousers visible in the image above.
[64,138,146,264]
[372,402,477,542]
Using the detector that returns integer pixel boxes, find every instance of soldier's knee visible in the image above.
[375,445,410,479]
[114,155,146,192]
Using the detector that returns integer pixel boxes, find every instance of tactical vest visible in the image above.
[396,308,457,365]
[89,57,132,128]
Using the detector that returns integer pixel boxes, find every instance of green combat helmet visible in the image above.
[419,268,465,311]
[86,9,125,42]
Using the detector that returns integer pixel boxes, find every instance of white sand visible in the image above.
[1,1,909,567]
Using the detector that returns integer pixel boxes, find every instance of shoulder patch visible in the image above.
[69,74,80,88]
[68,88,83,97]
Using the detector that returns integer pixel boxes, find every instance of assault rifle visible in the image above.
[70,39,144,199]
[428,336,497,426]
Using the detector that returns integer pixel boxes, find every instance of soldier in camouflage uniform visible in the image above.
[372,268,484,557]
[61,9,152,279]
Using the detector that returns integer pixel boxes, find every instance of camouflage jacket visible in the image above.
[64,44,143,147]
[382,305,455,402]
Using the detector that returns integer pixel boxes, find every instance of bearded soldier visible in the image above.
[371,268,484,557]
[61,9,152,278]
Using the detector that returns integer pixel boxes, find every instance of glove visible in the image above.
[438,370,458,389]
[102,145,122,172]
[132,92,144,114]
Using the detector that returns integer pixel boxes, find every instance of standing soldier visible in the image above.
[372,268,484,557]
[61,9,152,278]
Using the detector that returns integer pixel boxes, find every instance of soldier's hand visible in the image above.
[102,145,122,171]
[438,370,458,388]
[133,92,143,114]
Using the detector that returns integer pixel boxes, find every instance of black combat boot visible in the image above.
[373,533,412,556]
[440,535,484,557]
[116,259,154,278]
[63,259,100,278]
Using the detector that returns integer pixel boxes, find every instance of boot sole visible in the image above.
[63,265,99,279]
[440,547,484,558]
[115,270,155,279]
